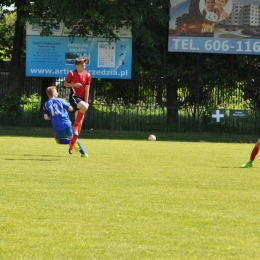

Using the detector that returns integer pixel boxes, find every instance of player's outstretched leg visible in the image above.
[69,134,78,154]
[74,142,80,152]
[241,161,253,168]
[57,138,70,145]
[241,145,259,168]
[72,111,84,136]
[56,138,80,154]
[77,141,88,158]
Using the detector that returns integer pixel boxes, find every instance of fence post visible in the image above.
[197,53,200,133]
[22,101,24,127]
[110,104,112,130]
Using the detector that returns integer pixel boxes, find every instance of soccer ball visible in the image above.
[148,134,156,141]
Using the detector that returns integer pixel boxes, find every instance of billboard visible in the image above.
[168,0,260,54]
[26,23,132,78]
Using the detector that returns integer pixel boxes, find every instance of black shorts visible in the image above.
[69,95,84,111]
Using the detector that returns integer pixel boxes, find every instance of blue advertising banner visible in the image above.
[168,0,260,54]
[26,23,132,78]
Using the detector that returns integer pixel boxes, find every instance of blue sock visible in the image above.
[77,141,86,155]
[58,138,70,144]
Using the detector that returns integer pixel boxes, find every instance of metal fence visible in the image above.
[0,101,259,135]
[0,72,43,98]
[1,72,260,135]
[0,75,256,107]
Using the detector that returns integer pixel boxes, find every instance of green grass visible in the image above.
[1,128,260,259]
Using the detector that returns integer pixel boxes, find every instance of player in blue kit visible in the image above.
[43,86,88,157]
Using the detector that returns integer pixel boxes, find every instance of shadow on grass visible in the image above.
[4,153,64,161]
[5,158,61,161]
[22,154,63,157]
[218,166,257,169]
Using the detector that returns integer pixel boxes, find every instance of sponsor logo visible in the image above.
[31,24,60,31]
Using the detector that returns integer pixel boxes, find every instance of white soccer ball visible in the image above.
[148,134,156,141]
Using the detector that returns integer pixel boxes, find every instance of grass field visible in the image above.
[1,128,260,259]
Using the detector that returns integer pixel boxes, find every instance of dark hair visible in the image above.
[75,58,87,65]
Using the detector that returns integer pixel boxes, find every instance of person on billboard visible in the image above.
[215,0,229,21]
[200,0,218,22]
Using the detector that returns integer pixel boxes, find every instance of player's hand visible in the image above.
[74,83,82,88]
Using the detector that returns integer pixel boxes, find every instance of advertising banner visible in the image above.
[26,23,132,78]
[168,0,260,55]
[230,109,248,118]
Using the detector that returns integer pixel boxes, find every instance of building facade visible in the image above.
[225,4,260,28]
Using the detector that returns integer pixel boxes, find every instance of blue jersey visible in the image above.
[43,98,72,132]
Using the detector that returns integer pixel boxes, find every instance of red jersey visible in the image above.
[65,70,91,99]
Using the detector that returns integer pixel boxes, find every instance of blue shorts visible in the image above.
[54,127,73,141]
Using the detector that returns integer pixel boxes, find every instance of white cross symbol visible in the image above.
[212,110,224,122]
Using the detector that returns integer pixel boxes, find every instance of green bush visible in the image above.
[0,93,258,135]
[0,92,23,125]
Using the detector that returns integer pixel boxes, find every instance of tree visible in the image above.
[0,6,16,68]
[1,0,171,96]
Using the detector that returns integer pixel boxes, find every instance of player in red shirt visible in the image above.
[64,58,91,153]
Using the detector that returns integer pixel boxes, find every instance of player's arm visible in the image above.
[61,99,73,112]
[85,84,90,104]
[64,80,82,88]
[62,100,73,112]
[44,114,51,120]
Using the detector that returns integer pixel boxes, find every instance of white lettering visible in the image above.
[182,39,189,50]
